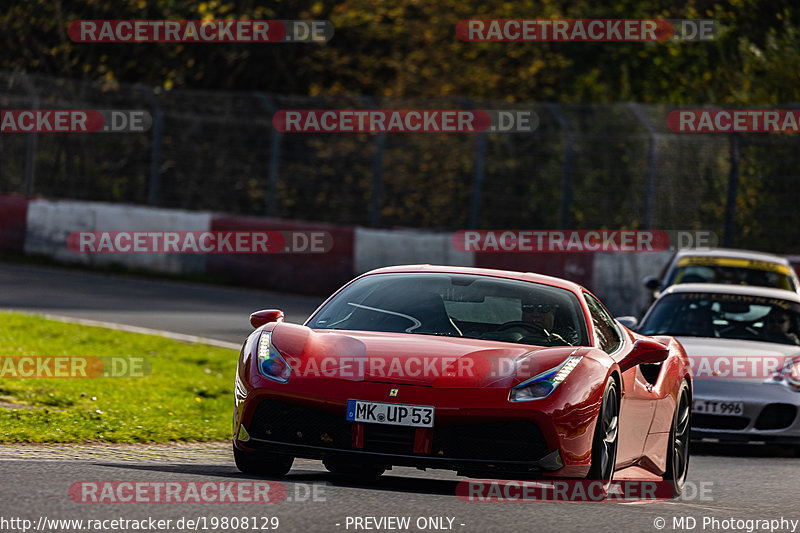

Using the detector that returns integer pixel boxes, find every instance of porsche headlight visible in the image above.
[509,356,582,402]
[773,356,800,391]
[257,331,291,383]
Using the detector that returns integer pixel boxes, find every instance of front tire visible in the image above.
[233,444,294,477]
[664,379,691,497]
[587,377,619,488]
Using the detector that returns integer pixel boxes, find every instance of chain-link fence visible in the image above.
[2,71,799,253]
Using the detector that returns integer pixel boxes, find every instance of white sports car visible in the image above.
[643,248,800,301]
[636,283,800,445]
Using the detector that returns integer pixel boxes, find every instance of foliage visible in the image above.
[2,0,799,103]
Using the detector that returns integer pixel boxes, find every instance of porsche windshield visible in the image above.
[665,258,796,291]
[638,292,800,346]
[307,273,589,347]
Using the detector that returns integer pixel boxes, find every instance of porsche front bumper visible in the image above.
[692,379,800,444]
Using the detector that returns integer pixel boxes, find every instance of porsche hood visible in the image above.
[677,336,800,384]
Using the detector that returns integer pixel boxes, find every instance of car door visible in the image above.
[584,293,656,465]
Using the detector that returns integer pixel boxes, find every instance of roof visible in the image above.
[661,282,800,304]
[359,264,588,294]
[673,247,791,266]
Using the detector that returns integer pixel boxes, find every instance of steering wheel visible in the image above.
[496,321,550,336]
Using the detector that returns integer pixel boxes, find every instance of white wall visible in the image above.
[593,250,674,317]
[25,199,212,274]
[21,198,675,313]
[354,228,475,274]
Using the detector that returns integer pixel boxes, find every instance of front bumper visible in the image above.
[237,436,563,476]
[233,387,588,477]
[692,379,800,443]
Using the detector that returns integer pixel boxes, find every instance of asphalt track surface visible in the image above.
[0,262,324,345]
[1,262,800,533]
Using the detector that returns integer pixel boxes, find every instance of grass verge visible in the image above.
[0,312,239,442]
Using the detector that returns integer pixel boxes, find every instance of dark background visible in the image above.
[2,1,799,250]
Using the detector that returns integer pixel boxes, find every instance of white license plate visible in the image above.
[693,399,744,416]
[346,400,434,428]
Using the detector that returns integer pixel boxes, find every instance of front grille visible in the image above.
[754,404,797,430]
[249,400,550,464]
[433,421,549,462]
[692,414,749,430]
[249,400,351,448]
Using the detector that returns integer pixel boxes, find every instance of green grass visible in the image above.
[0,312,240,443]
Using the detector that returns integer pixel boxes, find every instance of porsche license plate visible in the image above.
[346,400,434,427]
[693,399,744,416]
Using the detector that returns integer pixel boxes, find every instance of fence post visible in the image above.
[627,102,659,229]
[362,97,385,227]
[254,93,281,217]
[17,72,39,196]
[470,131,487,229]
[546,103,575,229]
[370,132,386,227]
[723,133,741,247]
[457,98,486,229]
[138,85,164,206]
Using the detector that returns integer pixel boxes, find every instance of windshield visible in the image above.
[307,273,590,347]
[665,257,795,291]
[638,292,800,346]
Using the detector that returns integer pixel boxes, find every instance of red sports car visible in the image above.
[232,265,693,494]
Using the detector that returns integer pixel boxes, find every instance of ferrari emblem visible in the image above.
[389,389,398,397]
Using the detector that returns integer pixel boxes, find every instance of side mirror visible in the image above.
[643,276,661,290]
[250,309,285,328]
[618,339,669,372]
[616,316,638,330]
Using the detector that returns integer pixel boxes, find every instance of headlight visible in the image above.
[509,355,582,402]
[773,356,800,391]
[257,331,291,383]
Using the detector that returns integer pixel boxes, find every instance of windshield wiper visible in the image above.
[415,331,461,337]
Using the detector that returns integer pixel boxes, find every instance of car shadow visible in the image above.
[93,462,462,497]
[692,441,799,458]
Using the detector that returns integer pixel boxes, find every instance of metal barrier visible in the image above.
[1,71,799,252]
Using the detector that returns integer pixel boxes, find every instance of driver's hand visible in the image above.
[548,332,571,346]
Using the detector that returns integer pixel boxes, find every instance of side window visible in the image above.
[584,293,622,354]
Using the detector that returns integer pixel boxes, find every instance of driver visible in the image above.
[522,302,556,331]
[761,308,800,345]
[521,301,577,345]
[680,305,713,337]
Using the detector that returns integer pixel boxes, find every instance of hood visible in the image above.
[269,322,578,388]
[676,336,800,383]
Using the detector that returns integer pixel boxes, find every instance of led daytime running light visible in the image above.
[256,331,291,383]
[510,355,583,401]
